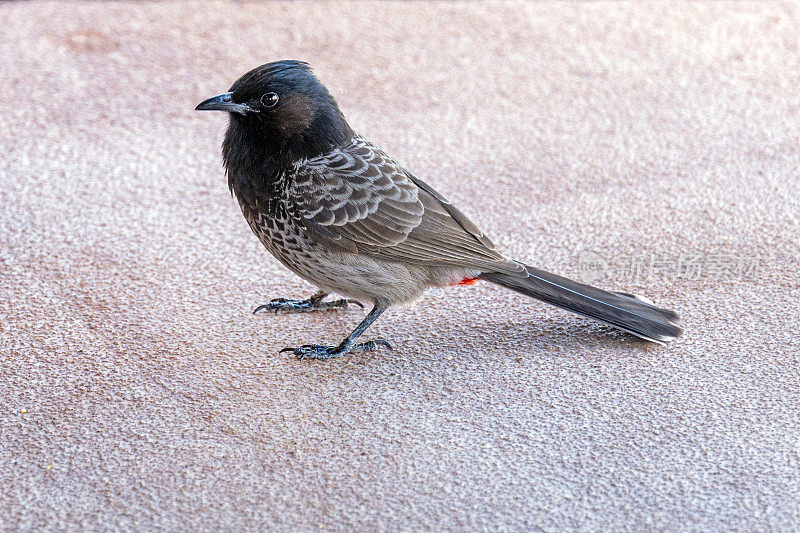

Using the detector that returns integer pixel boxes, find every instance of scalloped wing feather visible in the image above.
[291,136,523,275]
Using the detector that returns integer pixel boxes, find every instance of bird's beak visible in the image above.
[195,92,253,114]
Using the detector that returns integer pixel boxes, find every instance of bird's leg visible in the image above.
[280,304,392,360]
[254,290,364,314]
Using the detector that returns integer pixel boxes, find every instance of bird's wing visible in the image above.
[290,136,523,274]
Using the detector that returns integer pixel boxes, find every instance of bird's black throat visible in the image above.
[223,106,353,210]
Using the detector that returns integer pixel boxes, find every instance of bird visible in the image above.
[196,60,682,359]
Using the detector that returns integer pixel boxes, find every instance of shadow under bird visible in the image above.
[196,60,683,359]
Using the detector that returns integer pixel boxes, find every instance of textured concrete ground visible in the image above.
[2,1,799,531]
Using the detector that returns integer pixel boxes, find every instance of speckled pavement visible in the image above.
[2,1,799,530]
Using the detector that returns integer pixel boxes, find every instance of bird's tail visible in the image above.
[479,264,683,344]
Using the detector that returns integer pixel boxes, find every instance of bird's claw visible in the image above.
[279,339,392,360]
[254,297,364,315]
[352,339,393,353]
[254,297,310,315]
[280,344,338,360]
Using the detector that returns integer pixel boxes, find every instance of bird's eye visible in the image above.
[261,92,279,108]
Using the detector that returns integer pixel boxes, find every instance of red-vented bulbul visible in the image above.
[196,60,682,359]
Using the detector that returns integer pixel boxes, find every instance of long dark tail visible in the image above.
[479,264,683,343]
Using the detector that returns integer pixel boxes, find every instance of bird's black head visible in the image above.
[196,61,353,166]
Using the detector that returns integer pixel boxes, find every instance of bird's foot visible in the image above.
[254,297,363,315]
[280,339,393,360]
